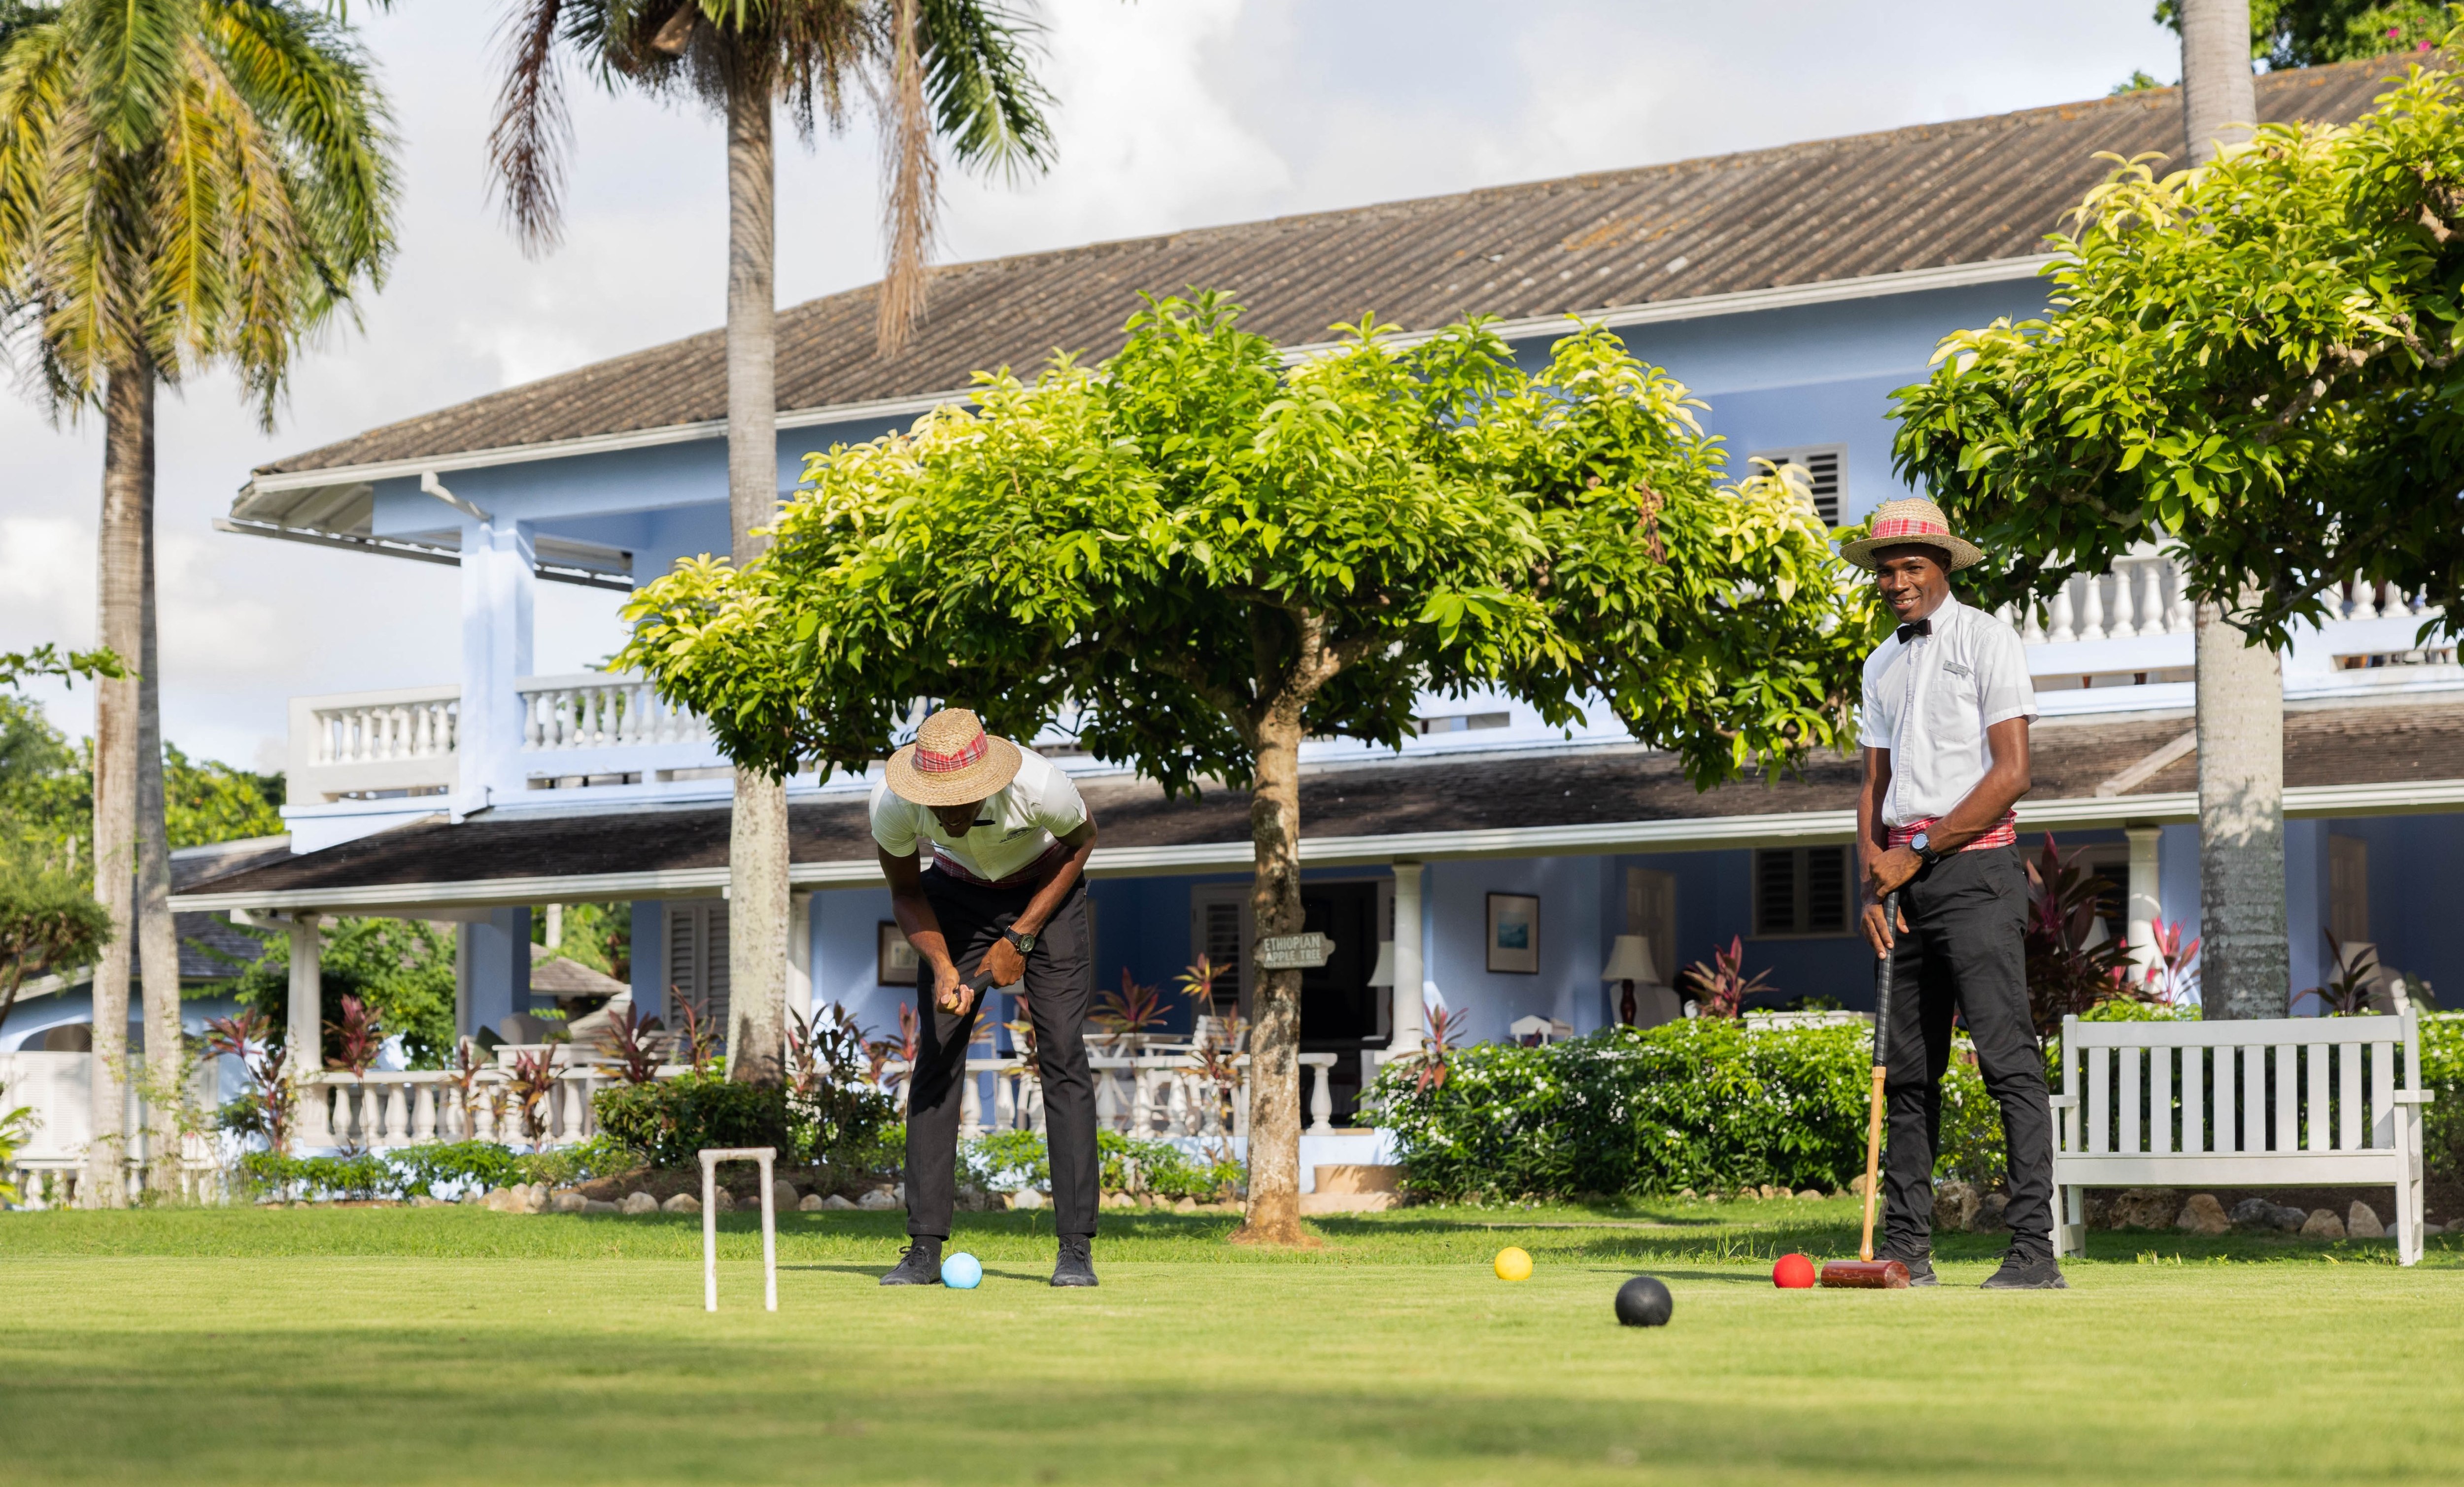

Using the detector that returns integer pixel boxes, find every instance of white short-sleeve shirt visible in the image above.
[869,746,1090,884]
[1859,593,2037,828]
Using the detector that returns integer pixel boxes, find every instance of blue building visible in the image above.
[11,58,2456,1150]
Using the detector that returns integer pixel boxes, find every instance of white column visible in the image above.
[456,518,535,812]
[286,915,327,1146]
[1390,862,1424,1055]
[785,891,815,1045]
[2125,826,2162,974]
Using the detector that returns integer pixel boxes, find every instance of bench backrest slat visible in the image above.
[2372,1040,2395,1150]
[2151,1043,2173,1155]
[2088,1044,2111,1155]
[2183,1040,2205,1153]
[2338,1043,2362,1151]
[2120,1044,2142,1155]
[2274,1044,2298,1153]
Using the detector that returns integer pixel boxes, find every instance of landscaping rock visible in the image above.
[2424,1221,2445,1237]
[798,1193,825,1212]
[2227,1197,2280,1233]
[1008,1188,1047,1211]
[409,1194,449,1208]
[2274,1205,2308,1232]
[1100,1191,1136,1210]
[955,1186,998,1213]
[2346,1201,2385,1239]
[1972,1192,2010,1233]
[2299,1208,2346,1240]
[662,1192,700,1215]
[1794,1189,1823,1201]
[1173,1196,1199,1213]
[2175,1193,2230,1235]
[856,1187,898,1211]
[1848,1175,1871,1199]
[620,1191,659,1216]
[2081,1194,2112,1229]
[772,1180,799,1212]
[582,1199,619,1215]
[1933,1180,1981,1233]
[709,1188,734,1213]
[2109,1188,2180,1231]
[820,1194,857,1210]
[550,1190,589,1215]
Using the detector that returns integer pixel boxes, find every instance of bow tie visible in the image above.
[1896,618,1932,644]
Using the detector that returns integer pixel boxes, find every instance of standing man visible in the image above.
[871,708,1102,1287]
[1846,499,2063,1290]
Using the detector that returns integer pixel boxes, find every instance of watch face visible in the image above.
[1911,831,1931,855]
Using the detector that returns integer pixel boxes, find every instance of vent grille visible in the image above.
[1753,847,1850,936]
[1747,445,1845,526]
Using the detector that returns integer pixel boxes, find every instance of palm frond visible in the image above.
[915,0,1052,177]
[873,0,935,355]
[487,0,575,253]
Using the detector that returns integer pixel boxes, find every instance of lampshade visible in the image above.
[1599,934,1656,984]
[1366,939,1397,988]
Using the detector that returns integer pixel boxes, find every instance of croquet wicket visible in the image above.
[700,1146,779,1312]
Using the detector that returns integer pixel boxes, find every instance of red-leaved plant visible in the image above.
[1094,968,1171,1049]
[323,994,383,1075]
[668,984,720,1073]
[1679,937,1777,1020]
[1410,995,1469,1094]
[508,1048,561,1147]
[2140,918,2201,1010]
[205,1007,292,1153]
[597,1005,667,1085]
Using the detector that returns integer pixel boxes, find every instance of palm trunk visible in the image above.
[2195,599,2288,1017]
[2181,4,2285,1020]
[86,362,149,1208]
[137,453,186,1197]
[723,66,787,1083]
[1231,702,1312,1247]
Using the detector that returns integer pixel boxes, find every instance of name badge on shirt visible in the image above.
[1943,660,1973,679]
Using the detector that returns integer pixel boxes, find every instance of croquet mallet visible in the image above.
[1820,889,1911,1290]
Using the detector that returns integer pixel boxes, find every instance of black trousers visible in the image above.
[902,869,1098,1241]
[1879,844,2055,1259]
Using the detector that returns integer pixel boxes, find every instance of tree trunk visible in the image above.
[2180,0,2256,167]
[86,363,149,1208]
[2181,5,2286,1020]
[2195,598,2288,1017]
[1231,702,1314,1247]
[723,67,787,1083]
[135,396,185,1196]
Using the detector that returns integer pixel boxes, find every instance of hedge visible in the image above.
[962,1130,1244,1202]
[1366,1020,2004,1201]
[591,1072,899,1174]
[236,1137,638,1202]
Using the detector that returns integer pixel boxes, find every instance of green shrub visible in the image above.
[960,1129,1242,1202]
[790,1079,901,1176]
[2420,1014,2464,1190]
[234,1137,643,1202]
[592,1074,790,1170]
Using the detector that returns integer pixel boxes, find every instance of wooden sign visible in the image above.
[1255,932,1335,969]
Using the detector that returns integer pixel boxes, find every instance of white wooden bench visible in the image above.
[2051,1010,2435,1265]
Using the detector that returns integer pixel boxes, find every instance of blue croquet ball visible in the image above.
[942,1251,983,1289]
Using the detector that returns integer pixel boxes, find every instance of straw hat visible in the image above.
[1839,497,1985,572]
[884,709,1024,807]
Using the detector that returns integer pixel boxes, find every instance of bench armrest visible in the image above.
[2047,1095,2080,1109]
[2392,1090,2434,1105]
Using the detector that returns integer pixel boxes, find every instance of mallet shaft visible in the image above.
[1858,890,1899,1265]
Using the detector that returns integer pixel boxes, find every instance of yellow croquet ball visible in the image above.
[1494,1246,1534,1282]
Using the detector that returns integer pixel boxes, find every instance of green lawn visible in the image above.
[2,1200,2459,1485]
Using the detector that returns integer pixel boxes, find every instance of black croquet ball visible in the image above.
[1615,1275,1673,1327]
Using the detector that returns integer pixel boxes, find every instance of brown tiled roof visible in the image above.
[169,697,2464,901]
[255,60,2400,480]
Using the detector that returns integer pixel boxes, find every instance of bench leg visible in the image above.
[2398,1112,2425,1267]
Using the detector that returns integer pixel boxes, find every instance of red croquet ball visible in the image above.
[1773,1253,1816,1289]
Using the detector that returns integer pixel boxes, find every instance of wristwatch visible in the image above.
[1909,830,1944,869]
[1002,926,1037,955]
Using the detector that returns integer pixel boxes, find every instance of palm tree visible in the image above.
[489,0,1052,1082]
[0,0,397,1202]
[2177,0,2289,1020]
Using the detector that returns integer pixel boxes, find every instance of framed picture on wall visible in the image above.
[877,921,919,986]
[1486,893,1540,974]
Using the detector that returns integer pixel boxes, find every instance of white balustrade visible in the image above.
[518,673,708,752]
[312,692,458,765]
[2014,555,2446,651]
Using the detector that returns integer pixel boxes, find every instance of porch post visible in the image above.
[462,906,532,1039]
[629,901,667,1025]
[286,915,327,1145]
[456,517,535,812]
[1390,861,1424,1055]
[785,891,815,1042]
[2125,825,2162,973]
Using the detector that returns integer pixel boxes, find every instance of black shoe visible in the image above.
[1050,1235,1098,1288]
[879,1239,942,1286]
[1980,1251,2067,1290]
[1881,1250,1939,1287]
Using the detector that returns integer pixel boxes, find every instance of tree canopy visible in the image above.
[623,294,1877,792]
[1891,48,2464,648]
[2158,0,2449,68]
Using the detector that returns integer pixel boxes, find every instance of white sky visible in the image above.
[0,0,2182,771]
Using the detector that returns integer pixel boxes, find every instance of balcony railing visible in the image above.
[519,673,708,752]
[2001,551,2440,647]
[288,683,464,804]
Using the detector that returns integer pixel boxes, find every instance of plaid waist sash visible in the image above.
[1887,811,2018,853]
